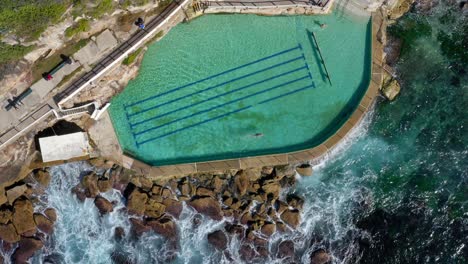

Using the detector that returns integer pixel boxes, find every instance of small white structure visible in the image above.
[39,132,90,162]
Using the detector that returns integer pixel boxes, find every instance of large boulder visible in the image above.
[12,198,36,234]
[129,218,151,237]
[187,197,223,220]
[127,188,148,215]
[12,237,44,263]
[34,170,51,186]
[277,240,295,259]
[94,196,114,215]
[44,208,57,222]
[261,181,281,198]
[207,230,228,250]
[310,249,330,264]
[178,180,192,197]
[260,222,276,237]
[234,170,250,196]
[6,184,27,204]
[33,213,54,234]
[82,173,100,198]
[144,199,166,218]
[97,179,112,193]
[162,199,183,219]
[146,216,177,240]
[296,164,313,176]
[286,194,305,210]
[280,209,300,228]
[114,226,125,241]
[239,243,256,261]
[0,207,12,224]
[0,223,20,243]
[211,176,225,193]
[196,187,215,198]
[381,78,400,101]
[274,165,295,178]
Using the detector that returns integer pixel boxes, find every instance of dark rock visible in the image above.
[161,188,173,198]
[129,218,151,237]
[81,172,100,198]
[211,176,224,193]
[12,237,44,264]
[34,169,51,186]
[146,216,177,240]
[239,243,256,261]
[196,187,215,198]
[234,170,250,196]
[187,196,223,220]
[256,246,269,258]
[286,194,305,210]
[277,240,295,258]
[114,226,125,241]
[12,198,36,234]
[97,179,113,193]
[71,186,86,202]
[261,181,281,198]
[0,207,12,224]
[310,249,330,264]
[207,230,228,250]
[144,199,165,218]
[260,222,276,237]
[33,213,54,234]
[0,223,20,243]
[225,223,245,236]
[94,196,114,215]
[280,209,300,228]
[162,199,183,219]
[44,208,57,222]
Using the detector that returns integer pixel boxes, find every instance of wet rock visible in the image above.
[138,176,153,191]
[187,197,223,220]
[260,222,276,237]
[211,176,224,193]
[33,213,54,234]
[234,170,250,196]
[162,199,183,219]
[296,164,313,176]
[196,187,215,198]
[207,230,228,250]
[225,223,245,236]
[12,198,36,234]
[82,172,100,198]
[97,179,112,193]
[0,190,7,206]
[382,78,400,101]
[0,223,20,243]
[256,246,269,258]
[277,240,295,259]
[161,188,173,198]
[280,209,300,228]
[127,188,148,215]
[94,196,114,215]
[275,165,295,178]
[6,184,27,204]
[12,237,44,264]
[261,181,281,198]
[0,207,12,224]
[274,200,288,215]
[240,212,254,225]
[239,243,256,262]
[144,199,165,218]
[89,158,105,168]
[71,186,86,202]
[310,249,330,264]
[262,166,274,175]
[286,194,305,210]
[44,208,57,222]
[129,218,151,237]
[276,221,287,232]
[146,216,177,240]
[114,226,125,241]
[178,180,192,197]
[34,170,51,186]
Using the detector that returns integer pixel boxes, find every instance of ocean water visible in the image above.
[109,13,371,165]
[2,2,465,264]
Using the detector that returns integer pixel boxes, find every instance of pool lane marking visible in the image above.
[124,45,302,109]
[129,65,308,128]
[127,55,306,118]
[133,74,311,138]
[135,83,316,146]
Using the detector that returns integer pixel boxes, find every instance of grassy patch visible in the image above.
[31,38,90,81]
[64,19,90,38]
[122,48,143,65]
[0,42,35,65]
[0,0,70,41]
[90,0,114,19]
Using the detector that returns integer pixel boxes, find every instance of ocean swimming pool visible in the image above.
[109,13,372,166]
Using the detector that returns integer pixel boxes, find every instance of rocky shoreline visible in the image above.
[69,158,327,263]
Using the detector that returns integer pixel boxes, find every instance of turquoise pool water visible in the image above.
[109,13,371,165]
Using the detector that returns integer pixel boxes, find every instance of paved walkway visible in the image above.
[0,0,188,151]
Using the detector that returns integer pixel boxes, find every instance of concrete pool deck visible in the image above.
[112,10,385,177]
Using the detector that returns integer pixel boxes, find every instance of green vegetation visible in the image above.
[91,0,114,18]
[0,42,35,64]
[31,38,89,81]
[0,0,70,41]
[122,48,142,65]
[65,19,90,38]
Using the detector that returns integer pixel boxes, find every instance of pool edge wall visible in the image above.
[122,11,386,177]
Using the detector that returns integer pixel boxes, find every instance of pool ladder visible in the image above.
[192,1,209,12]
